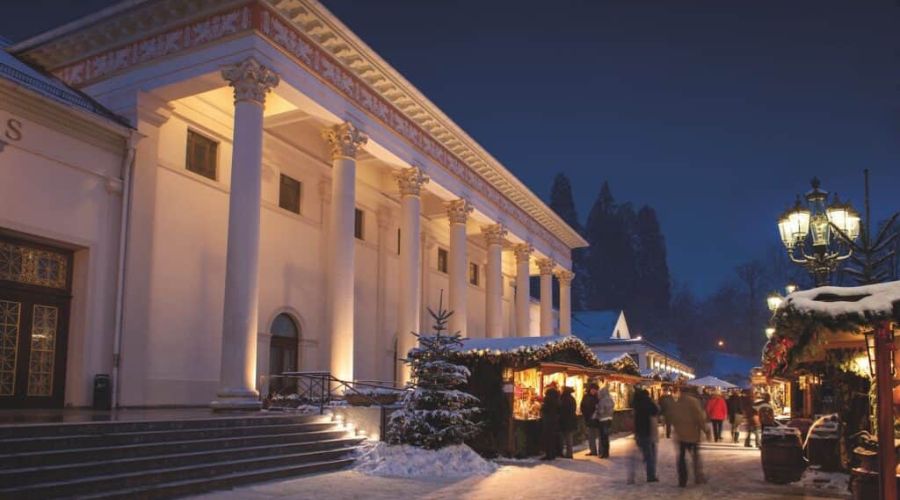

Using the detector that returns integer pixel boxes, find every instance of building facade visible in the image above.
[1,0,585,410]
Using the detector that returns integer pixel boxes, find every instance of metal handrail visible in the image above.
[271,371,404,415]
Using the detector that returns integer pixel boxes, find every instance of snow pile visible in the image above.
[355,442,498,478]
[793,467,849,495]
[785,281,900,320]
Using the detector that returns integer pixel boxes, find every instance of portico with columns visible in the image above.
[8,0,587,408]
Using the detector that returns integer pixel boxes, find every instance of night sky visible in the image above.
[4,1,898,296]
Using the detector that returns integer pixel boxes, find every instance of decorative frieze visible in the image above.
[395,166,429,197]
[322,121,368,160]
[221,58,279,105]
[445,199,473,225]
[536,258,556,276]
[482,224,508,246]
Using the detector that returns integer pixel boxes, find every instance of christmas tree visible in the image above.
[387,295,481,449]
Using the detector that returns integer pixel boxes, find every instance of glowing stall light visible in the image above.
[765,327,776,339]
[767,291,784,312]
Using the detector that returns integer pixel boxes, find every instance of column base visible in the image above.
[210,387,261,411]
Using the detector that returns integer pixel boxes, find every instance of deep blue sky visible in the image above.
[4,1,898,296]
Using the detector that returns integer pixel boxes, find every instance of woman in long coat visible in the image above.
[540,384,561,460]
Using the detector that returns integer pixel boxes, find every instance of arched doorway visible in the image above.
[269,313,299,395]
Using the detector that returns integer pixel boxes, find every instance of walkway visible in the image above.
[192,434,848,499]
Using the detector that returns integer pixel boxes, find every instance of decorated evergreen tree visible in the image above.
[387,296,481,449]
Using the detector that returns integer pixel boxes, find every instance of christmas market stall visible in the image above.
[749,367,794,420]
[765,281,900,500]
[449,335,641,458]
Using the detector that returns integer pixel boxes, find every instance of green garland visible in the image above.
[449,336,640,376]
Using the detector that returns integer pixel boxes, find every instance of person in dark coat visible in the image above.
[658,388,676,439]
[580,383,601,455]
[740,389,759,448]
[726,390,742,443]
[628,388,660,483]
[559,386,577,458]
[540,383,561,460]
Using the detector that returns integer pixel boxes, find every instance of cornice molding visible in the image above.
[12,0,588,255]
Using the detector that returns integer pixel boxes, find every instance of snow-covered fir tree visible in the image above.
[387,297,481,449]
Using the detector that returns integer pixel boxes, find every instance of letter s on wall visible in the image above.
[5,119,22,141]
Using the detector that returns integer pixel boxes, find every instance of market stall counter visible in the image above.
[449,335,642,458]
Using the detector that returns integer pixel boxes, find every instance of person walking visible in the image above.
[727,390,742,443]
[559,386,577,458]
[628,388,660,484]
[540,383,561,460]
[580,383,601,456]
[593,386,615,458]
[670,386,707,487]
[658,388,676,439]
[705,390,728,443]
[740,389,759,448]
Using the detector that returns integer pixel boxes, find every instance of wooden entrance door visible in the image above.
[0,236,72,409]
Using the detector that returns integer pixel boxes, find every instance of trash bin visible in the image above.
[93,374,111,410]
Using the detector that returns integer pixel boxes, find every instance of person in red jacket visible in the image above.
[705,390,728,442]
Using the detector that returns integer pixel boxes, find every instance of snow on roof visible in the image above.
[595,352,632,365]
[455,335,573,354]
[687,375,738,389]
[0,49,128,126]
[781,281,900,323]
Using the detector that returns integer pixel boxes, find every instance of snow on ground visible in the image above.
[192,435,848,500]
[354,442,498,478]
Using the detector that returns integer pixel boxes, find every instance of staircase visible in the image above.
[0,413,363,499]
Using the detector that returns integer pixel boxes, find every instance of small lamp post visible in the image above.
[776,178,860,286]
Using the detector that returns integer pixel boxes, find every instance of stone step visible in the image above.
[0,413,326,439]
[80,458,355,500]
[0,421,336,453]
[0,446,359,498]
[0,436,365,487]
[0,428,351,469]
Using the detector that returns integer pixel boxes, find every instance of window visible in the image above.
[185,130,218,180]
[437,248,448,273]
[278,174,302,214]
[354,208,365,240]
[469,262,479,286]
[396,229,401,255]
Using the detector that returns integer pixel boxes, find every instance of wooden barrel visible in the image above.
[761,429,807,484]
[807,435,842,471]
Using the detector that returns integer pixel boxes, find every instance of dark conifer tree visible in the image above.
[548,173,589,310]
[632,205,671,336]
[584,181,636,312]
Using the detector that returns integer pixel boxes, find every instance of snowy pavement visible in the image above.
[192,435,848,500]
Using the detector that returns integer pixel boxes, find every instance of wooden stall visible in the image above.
[450,336,642,458]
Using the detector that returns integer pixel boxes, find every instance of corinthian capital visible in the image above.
[395,167,429,197]
[445,199,473,225]
[322,121,368,160]
[482,224,508,246]
[221,58,279,105]
[513,243,533,263]
[536,257,556,275]
[554,269,575,285]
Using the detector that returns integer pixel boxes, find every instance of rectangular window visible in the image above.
[397,229,401,255]
[354,208,365,240]
[185,130,218,180]
[278,174,302,214]
[437,248,448,274]
[469,262,479,286]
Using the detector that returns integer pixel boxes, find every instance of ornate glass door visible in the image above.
[0,236,72,408]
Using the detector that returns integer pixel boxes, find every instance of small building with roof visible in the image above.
[574,310,695,380]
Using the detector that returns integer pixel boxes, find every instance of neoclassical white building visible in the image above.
[0,0,585,410]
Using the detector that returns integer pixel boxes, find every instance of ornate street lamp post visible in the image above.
[776,178,861,286]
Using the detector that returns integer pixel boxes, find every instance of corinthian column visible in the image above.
[396,167,429,385]
[554,269,575,335]
[537,258,556,336]
[446,199,472,336]
[513,244,533,337]
[212,58,278,410]
[482,224,507,338]
[323,121,367,384]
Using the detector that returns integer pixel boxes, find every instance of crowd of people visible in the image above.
[538,381,776,488]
